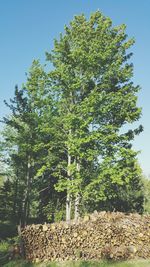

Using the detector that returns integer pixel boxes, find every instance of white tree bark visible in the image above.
[74,161,80,221]
[66,138,72,222]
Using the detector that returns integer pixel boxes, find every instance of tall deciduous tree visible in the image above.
[46,11,143,220]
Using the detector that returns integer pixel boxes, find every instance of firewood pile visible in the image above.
[21,211,150,262]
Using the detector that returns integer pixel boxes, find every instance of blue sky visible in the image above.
[0,0,149,176]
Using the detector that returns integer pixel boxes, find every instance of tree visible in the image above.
[1,86,36,225]
[24,60,66,223]
[46,11,143,220]
[0,60,67,225]
[0,11,144,225]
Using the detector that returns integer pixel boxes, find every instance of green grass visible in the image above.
[0,237,19,266]
[0,240,10,266]
[1,259,150,267]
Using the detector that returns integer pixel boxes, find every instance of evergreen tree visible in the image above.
[1,85,39,225]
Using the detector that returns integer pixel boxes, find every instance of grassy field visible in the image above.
[1,259,150,267]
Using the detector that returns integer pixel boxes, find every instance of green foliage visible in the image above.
[46,10,144,215]
[0,237,20,266]
[41,200,65,222]
[0,10,144,224]
[143,176,150,213]
[0,240,10,254]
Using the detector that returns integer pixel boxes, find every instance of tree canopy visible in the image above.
[0,11,144,228]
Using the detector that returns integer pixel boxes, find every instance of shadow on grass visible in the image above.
[1,260,34,267]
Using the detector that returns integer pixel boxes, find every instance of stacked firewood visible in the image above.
[21,212,150,262]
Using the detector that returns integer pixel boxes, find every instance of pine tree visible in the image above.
[1,86,38,225]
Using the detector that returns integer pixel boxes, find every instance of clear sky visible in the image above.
[0,0,149,176]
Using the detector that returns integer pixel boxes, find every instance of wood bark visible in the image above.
[66,134,72,222]
[22,155,31,226]
[21,212,150,262]
[74,161,80,221]
[74,194,80,221]
[12,170,19,219]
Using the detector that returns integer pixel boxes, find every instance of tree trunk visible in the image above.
[74,193,80,221]
[74,161,80,221]
[66,191,71,222]
[12,170,19,220]
[23,156,31,226]
[66,148,71,222]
